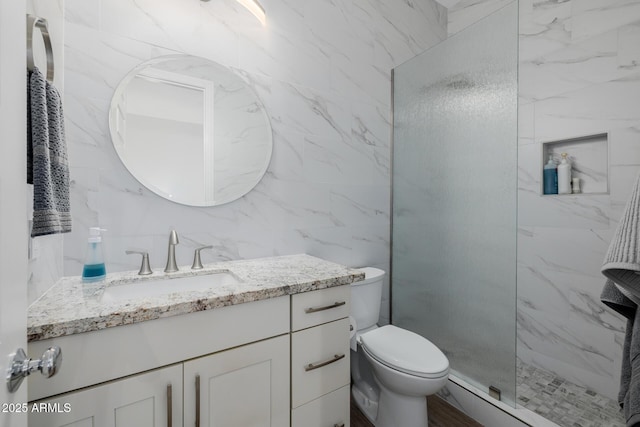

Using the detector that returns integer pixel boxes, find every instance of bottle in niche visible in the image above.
[572,177,581,194]
[543,155,558,195]
[82,227,107,282]
[557,153,572,194]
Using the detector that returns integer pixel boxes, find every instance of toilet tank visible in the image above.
[351,267,385,330]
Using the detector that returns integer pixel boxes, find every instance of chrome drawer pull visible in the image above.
[195,374,201,427]
[167,384,172,427]
[304,353,345,371]
[304,301,346,314]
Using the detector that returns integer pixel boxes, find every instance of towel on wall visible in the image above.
[601,281,640,427]
[602,173,640,299]
[27,67,71,237]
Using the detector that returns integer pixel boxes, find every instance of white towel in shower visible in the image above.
[602,172,640,300]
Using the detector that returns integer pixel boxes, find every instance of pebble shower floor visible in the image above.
[516,361,624,427]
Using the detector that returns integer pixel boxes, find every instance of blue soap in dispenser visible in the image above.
[543,155,558,195]
[82,227,106,282]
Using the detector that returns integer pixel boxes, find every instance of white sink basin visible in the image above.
[101,271,239,302]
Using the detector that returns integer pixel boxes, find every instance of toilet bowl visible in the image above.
[351,268,449,427]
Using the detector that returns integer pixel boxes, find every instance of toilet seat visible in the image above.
[360,325,449,379]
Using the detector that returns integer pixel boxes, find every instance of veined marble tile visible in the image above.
[267,129,305,182]
[519,102,536,145]
[278,226,354,266]
[268,80,352,141]
[519,0,573,63]
[303,134,375,186]
[238,23,332,95]
[330,185,390,227]
[610,164,640,205]
[609,126,640,166]
[517,226,613,315]
[518,189,612,229]
[352,101,390,150]
[533,75,640,141]
[350,224,390,267]
[517,306,618,391]
[64,0,99,28]
[352,0,447,68]
[100,0,208,56]
[571,0,640,43]
[64,23,175,102]
[447,0,514,36]
[519,28,640,102]
[618,21,640,70]
[64,94,116,169]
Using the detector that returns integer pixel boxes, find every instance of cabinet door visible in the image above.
[29,364,183,427]
[184,334,290,427]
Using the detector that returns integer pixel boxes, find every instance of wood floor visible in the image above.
[350,394,483,427]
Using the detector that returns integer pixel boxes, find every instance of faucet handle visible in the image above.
[192,245,213,270]
[126,250,153,275]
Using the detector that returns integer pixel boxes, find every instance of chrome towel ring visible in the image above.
[27,14,54,83]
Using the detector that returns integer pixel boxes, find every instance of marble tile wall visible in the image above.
[517,0,640,402]
[45,0,448,324]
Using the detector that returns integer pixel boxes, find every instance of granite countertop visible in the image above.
[28,254,364,342]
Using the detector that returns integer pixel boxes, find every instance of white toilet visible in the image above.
[350,267,449,427]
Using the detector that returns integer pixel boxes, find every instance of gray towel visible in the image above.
[27,67,71,237]
[602,172,640,296]
[601,280,640,426]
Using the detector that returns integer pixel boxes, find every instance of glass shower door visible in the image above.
[391,3,518,405]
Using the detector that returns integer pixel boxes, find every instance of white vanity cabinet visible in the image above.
[291,285,351,427]
[28,284,352,427]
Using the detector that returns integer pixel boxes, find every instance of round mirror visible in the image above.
[109,55,272,206]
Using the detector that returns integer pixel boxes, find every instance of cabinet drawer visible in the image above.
[292,318,350,408]
[292,285,350,331]
[292,384,350,427]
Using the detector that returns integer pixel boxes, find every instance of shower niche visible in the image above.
[541,133,609,196]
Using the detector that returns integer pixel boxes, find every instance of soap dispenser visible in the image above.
[557,153,572,195]
[82,227,106,282]
[543,155,558,195]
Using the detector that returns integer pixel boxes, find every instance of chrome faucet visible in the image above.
[164,230,179,273]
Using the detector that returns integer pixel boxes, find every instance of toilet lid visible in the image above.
[360,325,449,379]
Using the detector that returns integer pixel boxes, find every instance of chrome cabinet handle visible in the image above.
[125,250,153,275]
[304,353,345,372]
[304,301,346,314]
[195,374,201,427]
[192,245,213,270]
[7,347,62,393]
[167,384,172,427]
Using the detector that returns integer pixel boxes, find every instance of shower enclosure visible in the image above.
[391,2,518,407]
